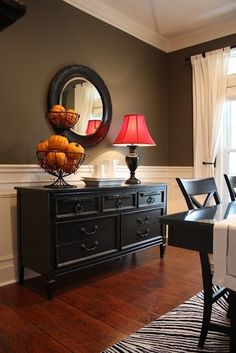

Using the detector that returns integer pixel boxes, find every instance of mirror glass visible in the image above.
[61,77,103,136]
[47,65,112,147]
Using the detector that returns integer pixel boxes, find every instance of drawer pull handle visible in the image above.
[137,216,149,224]
[106,194,121,200]
[137,229,150,238]
[65,198,94,203]
[147,196,155,204]
[81,225,98,236]
[81,241,98,252]
[116,199,123,208]
[75,203,84,213]
[140,192,160,197]
[107,195,131,200]
[63,198,80,203]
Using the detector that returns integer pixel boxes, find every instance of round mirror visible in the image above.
[47,65,112,147]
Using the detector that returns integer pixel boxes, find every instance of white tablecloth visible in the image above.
[213,217,236,291]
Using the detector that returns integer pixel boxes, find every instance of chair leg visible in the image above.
[160,243,166,258]
[226,293,231,319]
[198,251,213,348]
[198,288,212,347]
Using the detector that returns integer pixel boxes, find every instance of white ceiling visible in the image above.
[63,0,236,52]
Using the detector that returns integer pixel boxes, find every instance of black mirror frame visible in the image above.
[47,65,112,147]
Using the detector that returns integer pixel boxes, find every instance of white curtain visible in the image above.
[74,82,98,135]
[191,47,230,178]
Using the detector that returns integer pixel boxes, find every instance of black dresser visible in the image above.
[15,183,167,298]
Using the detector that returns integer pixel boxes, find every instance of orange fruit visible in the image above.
[63,159,77,173]
[47,151,66,169]
[50,104,65,112]
[66,142,84,159]
[65,109,78,127]
[36,139,49,152]
[48,135,69,151]
[66,108,77,114]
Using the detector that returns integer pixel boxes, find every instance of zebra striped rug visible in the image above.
[102,291,229,353]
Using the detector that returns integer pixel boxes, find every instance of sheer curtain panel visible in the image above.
[191,48,230,178]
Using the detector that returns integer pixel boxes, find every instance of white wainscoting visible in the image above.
[0,164,193,287]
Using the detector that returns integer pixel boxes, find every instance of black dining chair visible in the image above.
[176,177,228,348]
[224,174,236,201]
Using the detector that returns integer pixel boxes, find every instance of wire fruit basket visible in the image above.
[46,111,80,130]
[37,151,85,188]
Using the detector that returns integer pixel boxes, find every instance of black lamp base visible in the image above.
[125,176,141,185]
[125,145,141,185]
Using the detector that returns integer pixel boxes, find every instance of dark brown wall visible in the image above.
[1,0,235,167]
[0,0,168,165]
[168,34,236,166]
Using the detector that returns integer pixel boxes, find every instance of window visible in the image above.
[222,49,236,175]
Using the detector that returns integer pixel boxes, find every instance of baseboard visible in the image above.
[0,164,193,287]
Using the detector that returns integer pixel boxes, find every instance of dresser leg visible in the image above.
[19,264,24,284]
[46,276,55,299]
[160,243,166,258]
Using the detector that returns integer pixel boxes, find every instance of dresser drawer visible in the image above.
[56,215,117,244]
[102,192,136,212]
[55,195,100,218]
[138,188,165,208]
[56,216,119,267]
[121,209,162,248]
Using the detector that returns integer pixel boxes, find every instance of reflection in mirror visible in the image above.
[85,119,101,135]
[61,77,103,135]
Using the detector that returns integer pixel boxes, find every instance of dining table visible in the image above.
[159,202,236,353]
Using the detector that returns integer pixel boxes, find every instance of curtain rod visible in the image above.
[185,45,236,61]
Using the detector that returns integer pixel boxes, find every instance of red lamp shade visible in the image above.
[86,119,101,135]
[113,114,156,146]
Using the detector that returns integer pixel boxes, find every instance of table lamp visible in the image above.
[85,119,101,135]
[113,114,156,184]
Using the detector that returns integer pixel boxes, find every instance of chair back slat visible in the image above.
[176,177,221,210]
[224,174,236,201]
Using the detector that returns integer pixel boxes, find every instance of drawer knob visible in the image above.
[137,229,150,237]
[81,240,98,252]
[116,199,123,208]
[147,196,155,204]
[137,216,149,224]
[81,225,98,236]
[75,203,84,213]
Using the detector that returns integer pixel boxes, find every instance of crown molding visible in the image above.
[63,0,236,53]
[63,0,168,52]
[167,18,236,52]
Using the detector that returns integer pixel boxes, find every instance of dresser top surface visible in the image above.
[15,183,167,194]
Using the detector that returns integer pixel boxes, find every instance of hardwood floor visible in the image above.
[0,246,202,353]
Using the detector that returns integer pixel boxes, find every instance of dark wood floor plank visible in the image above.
[0,283,44,308]
[0,330,28,353]
[37,295,127,347]
[43,324,104,353]
[0,304,33,335]
[58,285,158,326]
[15,328,73,353]
[59,290,144,334]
